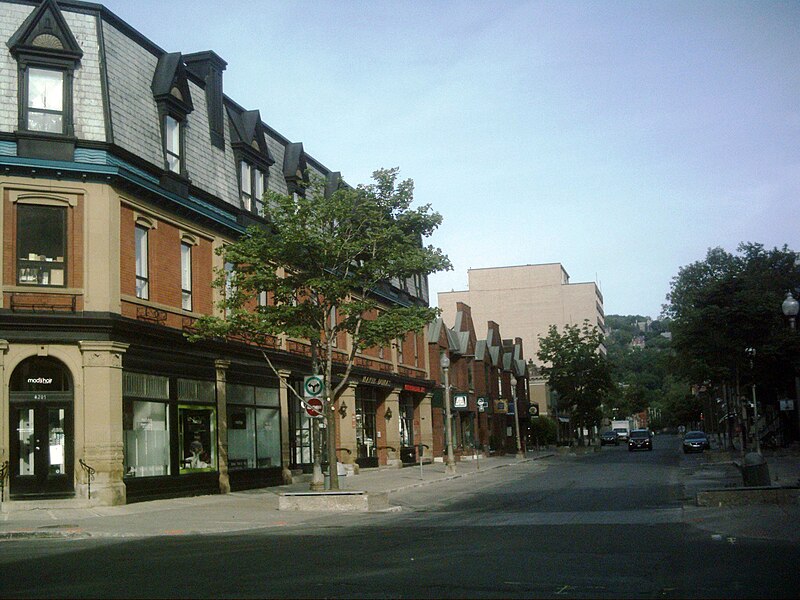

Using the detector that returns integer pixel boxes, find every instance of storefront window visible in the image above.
[123,400,170,477]
[179,405,216,473]
[227,384,280,471]
[356,388,378,460]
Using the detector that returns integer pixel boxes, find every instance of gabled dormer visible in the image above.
[228,107,274,215]
[152,52,193,196]
[282,142,308,196]
[8,0,83,160]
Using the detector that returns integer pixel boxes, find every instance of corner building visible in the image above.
[0,0,433,506]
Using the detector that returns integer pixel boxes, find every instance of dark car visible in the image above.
[628,429,652,451]
[682,430,710,453]
[600,430,620,446]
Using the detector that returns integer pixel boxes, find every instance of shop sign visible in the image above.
[404,384,427,393]
[494,399,508,413]
[529,403,539,417]
[780,399,795,411]
[360,376,392,387]
[453,394,468,410]
[477,397,489,412]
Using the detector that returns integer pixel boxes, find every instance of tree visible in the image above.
[188,168,451,489]
[664,243,800,446]
[536,321,615,445]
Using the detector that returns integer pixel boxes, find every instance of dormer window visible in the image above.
[27,67,64,133]
[152,53,193,194]
[8,0,83,160]
[240,161,267,214]
[165,115,181,174]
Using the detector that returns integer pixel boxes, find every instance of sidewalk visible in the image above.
[0,452,549,540]
[681,442,800,543]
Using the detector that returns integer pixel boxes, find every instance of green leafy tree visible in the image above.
[665,244,799,393]
[188,168,451,489]
[664,243,800,444]
[536,321,615,445]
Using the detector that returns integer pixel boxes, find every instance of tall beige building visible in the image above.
[438,263,605,371]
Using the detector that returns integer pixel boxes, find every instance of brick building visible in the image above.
[0,0,436,506]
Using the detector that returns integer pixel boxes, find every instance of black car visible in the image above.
[600,430,620,446]
[682,430,710,453]
[628,429,652,451]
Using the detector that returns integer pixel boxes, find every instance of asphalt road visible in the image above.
[1,435,798,598]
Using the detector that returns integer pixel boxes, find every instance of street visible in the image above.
[1,435,798,599]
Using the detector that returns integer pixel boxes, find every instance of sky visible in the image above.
[99,0,800,319]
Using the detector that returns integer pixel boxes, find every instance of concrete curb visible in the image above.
[696,486,800,507]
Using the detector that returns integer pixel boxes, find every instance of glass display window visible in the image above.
[227,384,281,471]
[179,405,217,473]
[123,400,170,478]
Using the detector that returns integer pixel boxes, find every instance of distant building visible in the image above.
[438,264,605,416]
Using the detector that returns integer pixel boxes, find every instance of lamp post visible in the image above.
[781,291,800,439]
[745,347,760,454]
[440,354,456,475]
[510,374,525,460]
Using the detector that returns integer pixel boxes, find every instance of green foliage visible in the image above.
[536,321,615,436]
[188,167,452,398]
[664,243,800,393]
[604,315,678,419]
[528,416,557,446]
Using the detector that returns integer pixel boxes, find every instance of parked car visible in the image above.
[612,427,629,441]
[682,430,710,453]
[600,430,620,446]
[628,429,652,451]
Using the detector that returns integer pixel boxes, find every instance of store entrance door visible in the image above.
[8,357,74,499]
[10,402,73,497]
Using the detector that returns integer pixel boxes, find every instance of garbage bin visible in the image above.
[742,452,771,487]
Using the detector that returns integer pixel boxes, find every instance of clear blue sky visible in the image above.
[100,0,800,319]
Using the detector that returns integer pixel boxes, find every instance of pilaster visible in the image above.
[78,341,129,505]
[278,369,293,484]
[383,388,401,468]
[0,340,8,501]
[215,359,231,494]
[336,382,358,465]
[419,392,434,462]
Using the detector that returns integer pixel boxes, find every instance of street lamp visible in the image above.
[783,291,799,330]
[510,374,525,460]
[745,347,760,454]
[781,291,800,439]
[440,353,456,475]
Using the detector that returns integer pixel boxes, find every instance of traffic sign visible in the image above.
[305,397,323,418]
[304,375,324,399]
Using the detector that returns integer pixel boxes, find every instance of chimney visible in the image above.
[184,51,227,149]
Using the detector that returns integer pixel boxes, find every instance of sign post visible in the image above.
[303,375,325,419]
